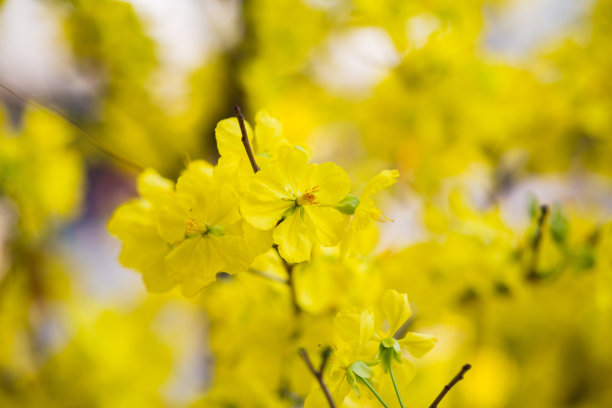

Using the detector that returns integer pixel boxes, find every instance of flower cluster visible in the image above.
[305,289,437,407]
[109,110,397,297]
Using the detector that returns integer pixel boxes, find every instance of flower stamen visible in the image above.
[297,185,320,206]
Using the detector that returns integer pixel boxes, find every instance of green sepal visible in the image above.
[282,205,297,219]
[207,225,225,237]
[349,361,375,379]
[346,369,360,397]
[378,338,403,370]
[549,208,568,246]
[334,194,360,215]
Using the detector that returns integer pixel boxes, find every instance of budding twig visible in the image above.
[234,105,260,173]
[429,364,472,408]
[527,204,549,281]
[0,81,143,172]
[299,348,336,408]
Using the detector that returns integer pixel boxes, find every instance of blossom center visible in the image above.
[185,217,224,237]
[186,217,207,234]
[296,185,320,206]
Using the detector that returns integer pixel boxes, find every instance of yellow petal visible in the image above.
[381,289,412,335]
[242,221,274,256]
[242,166,296,229]
[254,109,284,155]
[215,117,254,161]
[335,308,375,348]
[136,168,174,204]
[305,206,349,247]
[177,166,241,228]
[107,200,175,292]
[165,236,223,297]
[273,209,314,263]
[212,234,253,273]
[398,332,437,358]
[305,162,351,205]
[362,169,399,200]
[155,192,191,243]
[276,145,310,194]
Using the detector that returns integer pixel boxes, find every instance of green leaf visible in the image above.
[334,194,360,215]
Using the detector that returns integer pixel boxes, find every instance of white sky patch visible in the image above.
[0,0,93,99]
[311,26,400,97]
[128,0,241,107]
[483,0,592,63]
[377,190,427,251]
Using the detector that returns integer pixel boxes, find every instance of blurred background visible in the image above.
[1,0,611,407]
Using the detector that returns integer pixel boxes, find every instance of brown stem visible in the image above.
[274,245,302,315]
[234,105,260,173]
[299,348,336,408]
[527,204,549,281]
[429,364,472,408]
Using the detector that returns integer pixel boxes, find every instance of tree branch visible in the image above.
[234,105,260,173]
[527,204,549,281]
[429,364,471,408]
[299,348,336,408]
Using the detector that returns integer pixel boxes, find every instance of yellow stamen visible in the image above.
[296,185,320,206]
[185,217,207,234]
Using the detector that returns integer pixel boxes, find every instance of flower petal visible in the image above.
[136,168,174,204]
[215,117,253,161]
[362,169,399,200]
[305,162,351,205]
[335,308,375,348]
[398,332,437,358]
[276,145,310,194]
[254,109,284,155]
[305,206,348,247]
[381,289,412,335]
[108,200,175,292]
[273,209,314,263]
[165,236,223,297]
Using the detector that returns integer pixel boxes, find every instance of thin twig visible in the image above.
[234,105,259,173]
[0,81,143,172]
[234,107,301,315]
[527,204,549,281]
[299,348,336,408]
[274,245,302,315]
[429,364,472,408]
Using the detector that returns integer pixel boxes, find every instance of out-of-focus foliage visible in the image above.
[1,0,612,407]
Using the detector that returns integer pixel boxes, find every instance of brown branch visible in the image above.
[0,81,143,172]
[527,204,549,281]
[429,364,472,408]
[234,105,260,173]
[299,348,336,408]
[273,245,302,315]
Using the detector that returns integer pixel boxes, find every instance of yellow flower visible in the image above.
[214,109,289,193]
[109,162,265,297]
[241,145,351,263]
[341,169,399,257]
[107,169,176,292]
[304,308,376,407]
[375,289,437,358]
[154,161,258,297]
